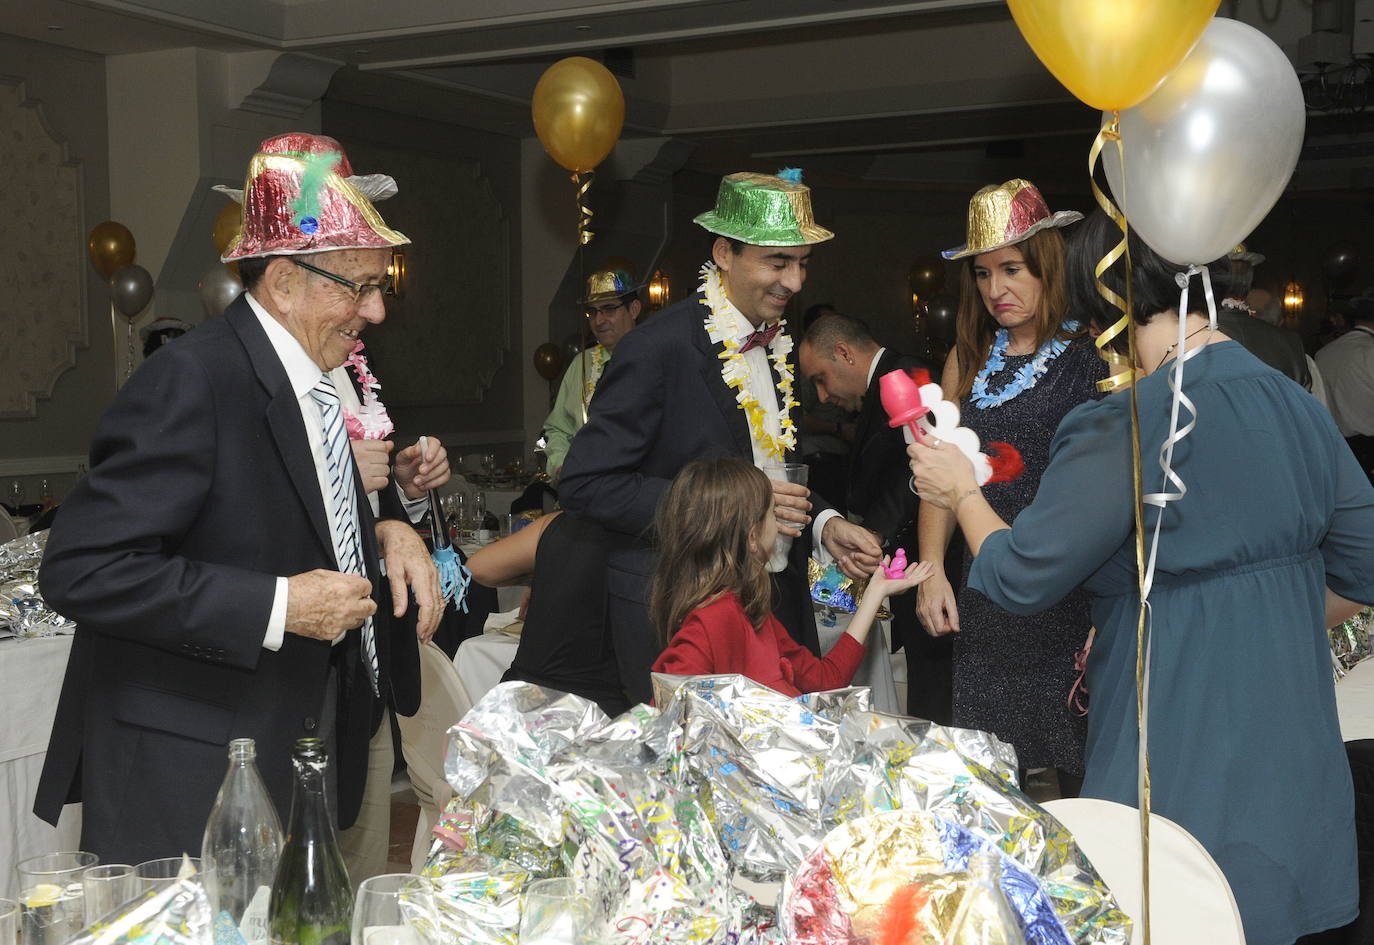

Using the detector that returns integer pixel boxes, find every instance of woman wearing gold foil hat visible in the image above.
[915,179,1107,795]
[910,209,1374,944]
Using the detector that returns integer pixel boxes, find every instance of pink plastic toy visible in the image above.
[885,548,908,579]
[879,368,1025,486]
[878,369,929,443]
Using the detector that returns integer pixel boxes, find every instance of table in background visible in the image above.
[0,634,80,898]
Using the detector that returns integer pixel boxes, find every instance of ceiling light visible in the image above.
[46,24,63,30]
[575,25,592,31]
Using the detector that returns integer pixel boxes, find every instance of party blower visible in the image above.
[879,369,1023,486]
[420,436,471,612]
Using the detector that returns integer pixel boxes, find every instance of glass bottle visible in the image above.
[203,738,284,945]
[269,738,353,945]
[940,849,1025,945]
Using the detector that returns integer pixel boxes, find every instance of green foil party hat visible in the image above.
[693,169,834,246]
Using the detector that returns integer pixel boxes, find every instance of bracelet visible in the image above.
[954,487,980,508]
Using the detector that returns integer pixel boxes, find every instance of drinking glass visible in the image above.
[134,857,200,892]
[480,453,496,478]
[0,898,18,945]
[16,852,97,945]
[762,462,809,487]
[517,878,591,945]
[82,865,138,925]
[351,874,439,945]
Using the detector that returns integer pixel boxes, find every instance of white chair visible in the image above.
[0,514,18,544]
[1043,797,1245,945]
[396,641,474,872]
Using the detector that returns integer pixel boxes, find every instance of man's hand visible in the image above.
[394,437,451,499]
[916,567,960,636]
[771,480,812,538]
[350,440,394,495]
[821,518,883,580]
[376,519,442,643]
[285,569,375,640]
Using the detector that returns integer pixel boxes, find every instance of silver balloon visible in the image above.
[197,264,243,319]
[1104,18,1305,265]
[108,263,155,318]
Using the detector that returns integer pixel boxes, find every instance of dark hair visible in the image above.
[649,456,772,648]
[803,312,876,353]
[951,228,1079,400]
[802,303,837,331]
[723,237,745,255]
[1067,210,1228,342]
[236,255,277,291]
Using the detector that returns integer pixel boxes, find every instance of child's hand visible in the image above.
[867,556,937,597]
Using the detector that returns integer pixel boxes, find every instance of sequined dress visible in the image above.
[954,335,1107,772]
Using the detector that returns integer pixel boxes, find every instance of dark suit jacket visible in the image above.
[1216,308,1310,389]
[560,291,825,654]
[33,296,418,863]
[848,349,935,548]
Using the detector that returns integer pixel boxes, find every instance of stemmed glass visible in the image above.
[351,874,439,945]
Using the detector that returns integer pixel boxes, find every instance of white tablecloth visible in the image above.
[455,632,520,707]
[815,610,901,714]
[0,634,81,897]
[1337,657,1374,742]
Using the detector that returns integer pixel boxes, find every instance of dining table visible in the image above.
[0,633,81,898]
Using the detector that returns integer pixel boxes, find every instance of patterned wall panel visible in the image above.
[0,78,86,418]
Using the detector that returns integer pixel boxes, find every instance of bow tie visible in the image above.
[738,322,782,353]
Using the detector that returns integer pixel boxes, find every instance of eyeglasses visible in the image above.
[294,259,395,302]
[584,301,625,319]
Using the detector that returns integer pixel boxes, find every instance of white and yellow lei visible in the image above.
[698,262,798,461]
[580,344,609,421]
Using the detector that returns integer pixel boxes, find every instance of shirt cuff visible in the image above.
[400,485,428,524]
[263,576,288,652]
[812,508,841,566]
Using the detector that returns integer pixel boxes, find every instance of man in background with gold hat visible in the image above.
[542,268,642,479]
[34,133,442,865]
[561,169,884,705]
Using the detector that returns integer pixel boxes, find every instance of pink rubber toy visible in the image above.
[879,370,928,442]
[885,548,908,579]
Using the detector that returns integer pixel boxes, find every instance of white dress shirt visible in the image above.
[1316,326,1374,437]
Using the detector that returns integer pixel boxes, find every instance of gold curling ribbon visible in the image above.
[1089,110,1153,945]
[573,171,595,245]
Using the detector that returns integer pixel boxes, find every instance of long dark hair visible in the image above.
[649,456,773,648]
[951,228,1081,399]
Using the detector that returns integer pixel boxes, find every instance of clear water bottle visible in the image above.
[269,738,353,945]
[940,849,1025,945]
[202,738,283,945]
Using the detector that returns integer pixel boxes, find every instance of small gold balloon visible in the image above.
[533,342,564,381]
[908,256,946,299]
[87,221,136,280]
[212,201,243,257]
[532,57,625,173]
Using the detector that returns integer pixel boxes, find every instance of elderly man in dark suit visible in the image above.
[797,313,952,723]
[34,133,444,864]
[560,170,882,706]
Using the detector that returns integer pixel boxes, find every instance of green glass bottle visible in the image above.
[268,738,353,945]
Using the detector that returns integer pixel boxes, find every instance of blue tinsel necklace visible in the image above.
[970,321,1078,409]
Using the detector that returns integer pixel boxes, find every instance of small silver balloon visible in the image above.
[197,263,243,319]
[924,294,958,345]
[1105,18,1306,265]
[108,263,155,318]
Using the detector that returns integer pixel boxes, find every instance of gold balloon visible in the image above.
[1007,0,1219,110]
[533,342,564,381]
[602,255,638,281]
[532,57,625,173]
[212,201,243,257]
[87,221,136,280]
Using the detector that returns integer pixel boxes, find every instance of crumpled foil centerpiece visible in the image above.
[1331,606,1374,677]
[0,531,75,637]
[426,676,1131,945]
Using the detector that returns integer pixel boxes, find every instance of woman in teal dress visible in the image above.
[909,211,1374,945]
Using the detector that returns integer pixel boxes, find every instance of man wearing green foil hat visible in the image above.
[560,170,884,706]
[542,269,642,479]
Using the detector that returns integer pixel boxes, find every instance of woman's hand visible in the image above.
[908,439,979,510]
[916,567,960,636]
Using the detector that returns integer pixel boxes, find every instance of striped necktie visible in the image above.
[310,373,379,694]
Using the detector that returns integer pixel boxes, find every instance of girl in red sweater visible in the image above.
[650,457,933,697]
